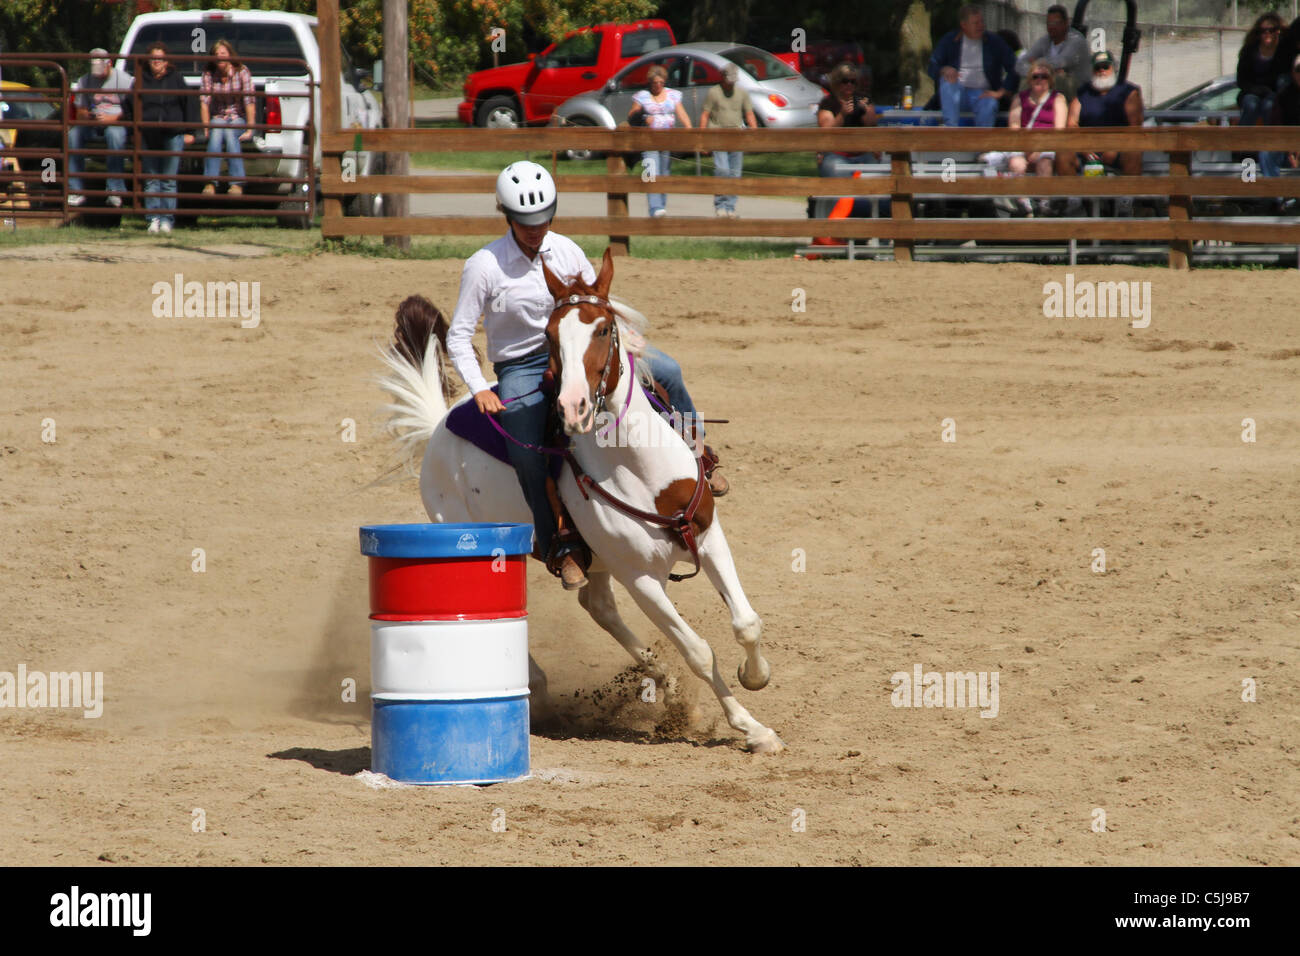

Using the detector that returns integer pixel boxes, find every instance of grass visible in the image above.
[0,217,798,260]
[314,235,802,260]
[0,218,319,254]
[409,119,819,178]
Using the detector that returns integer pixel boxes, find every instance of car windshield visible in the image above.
[546,31,602,68]
[1154,79,1217,111]
[125,22,308,78]
[719,46,798,81]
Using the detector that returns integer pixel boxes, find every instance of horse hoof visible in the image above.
[747,730,785,754]
[737,658,771,691]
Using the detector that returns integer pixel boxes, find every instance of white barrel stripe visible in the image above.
[370,618,529,699]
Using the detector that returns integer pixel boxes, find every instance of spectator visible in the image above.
[1237,13,1290,129]
[627,65,691,218]
[131,43,196,234]
[67,48,132,207]
[816,61,877,177]
[1007,59,1067,216]
[1260,53,1300,198]
[1059,50,1143,215]
[699,63,756,219]
[1017,4,1091,100]
[200,39,255,198]
[928,4,1019,128]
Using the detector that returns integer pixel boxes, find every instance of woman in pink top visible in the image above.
[1007,59,1067,215]
[628,65,691,217]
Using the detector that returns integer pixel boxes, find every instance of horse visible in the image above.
[376,247,783,754]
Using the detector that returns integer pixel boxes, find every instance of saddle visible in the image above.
[444,367,720,583]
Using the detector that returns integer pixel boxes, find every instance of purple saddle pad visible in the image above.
[445,386,565,480]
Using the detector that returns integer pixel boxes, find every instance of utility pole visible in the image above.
[382,0,410,251]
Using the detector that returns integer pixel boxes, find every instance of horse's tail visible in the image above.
[377,294,459,477]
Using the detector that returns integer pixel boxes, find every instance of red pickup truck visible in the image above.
[458,19,675,128]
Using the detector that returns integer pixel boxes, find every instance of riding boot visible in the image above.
[694,436,729,497]
[544,472,591,590]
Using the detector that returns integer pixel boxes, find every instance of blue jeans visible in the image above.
[494,348,555,557]
[142,134,183,225]
[1239,92,1275,129]
[939,79,999,128]
[713,150,742,212]
[642,345,702,440]
[642,150,670,215]
[204,117,246,185]
[68,123,126,194]
[1260,151,1288,178]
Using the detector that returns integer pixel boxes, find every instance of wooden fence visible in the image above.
[315,2,1300,270]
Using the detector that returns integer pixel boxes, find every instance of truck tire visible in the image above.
[477,96,521,129]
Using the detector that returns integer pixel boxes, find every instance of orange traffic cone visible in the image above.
[812,169,860,246]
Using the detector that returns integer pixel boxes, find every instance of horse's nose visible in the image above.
[574,396,588,419]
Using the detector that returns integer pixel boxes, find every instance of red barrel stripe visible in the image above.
[368,554,527,620]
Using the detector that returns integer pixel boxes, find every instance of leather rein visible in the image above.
[551,293,707,582]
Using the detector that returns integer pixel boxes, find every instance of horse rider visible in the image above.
[445,160,727,590]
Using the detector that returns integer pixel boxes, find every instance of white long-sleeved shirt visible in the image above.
[446,229,595,396]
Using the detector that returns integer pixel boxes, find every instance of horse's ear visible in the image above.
[541,258,568,300]
[593,247,615,298]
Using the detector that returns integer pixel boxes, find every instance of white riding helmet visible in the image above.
[496,161,557,226]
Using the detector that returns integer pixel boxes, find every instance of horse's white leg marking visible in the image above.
[577,570,669,684]
[698,519,772,692]
[619,573,783,753]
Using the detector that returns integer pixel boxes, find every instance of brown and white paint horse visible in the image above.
[378,249,782,753]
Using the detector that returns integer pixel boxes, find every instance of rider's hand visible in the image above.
[474,389,504,415]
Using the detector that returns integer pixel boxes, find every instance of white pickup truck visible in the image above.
[117,8,382,226]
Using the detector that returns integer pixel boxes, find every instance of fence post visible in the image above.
[890,151,913,262]
[606,152,629,256]
[1168,149,1192,270]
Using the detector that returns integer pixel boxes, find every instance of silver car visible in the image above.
[553,42,824,157]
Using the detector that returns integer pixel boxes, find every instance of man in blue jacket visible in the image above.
[928,5,1020,127]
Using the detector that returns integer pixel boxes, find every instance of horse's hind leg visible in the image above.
[698,520,772,692]
[619,572,784,753]
[578,570,671,687]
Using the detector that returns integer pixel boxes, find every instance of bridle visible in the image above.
[553,293,621,420]
[547,291,707,582]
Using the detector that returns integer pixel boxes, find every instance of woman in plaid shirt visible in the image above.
[200,39,256,197]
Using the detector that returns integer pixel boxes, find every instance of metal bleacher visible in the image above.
[800,108,1300,265]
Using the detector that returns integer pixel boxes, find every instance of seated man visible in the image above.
[68,48,133,207]
[1017,3,1091,100]
[928,4,1019,128]
[1057,50,1144,215]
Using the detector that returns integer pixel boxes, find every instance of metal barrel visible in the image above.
[359,522,533,785]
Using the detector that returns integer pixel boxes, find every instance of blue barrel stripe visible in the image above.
[360,522,533,559]
[372,696,530,785]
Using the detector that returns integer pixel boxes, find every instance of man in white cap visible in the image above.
[699,63,756,218]
[68,48,133,207]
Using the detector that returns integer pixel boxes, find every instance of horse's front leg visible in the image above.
[619,572,784,753]
[697,519,771,692]
[577,569,672,687]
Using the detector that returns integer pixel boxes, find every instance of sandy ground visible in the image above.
[0,241,1296,866]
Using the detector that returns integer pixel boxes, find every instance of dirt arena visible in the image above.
[1,242,1296,866]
